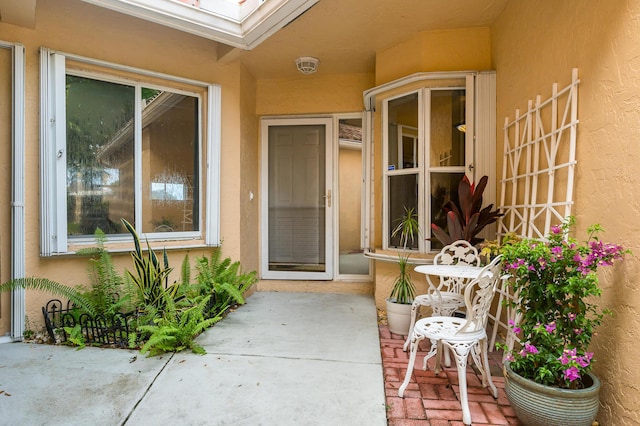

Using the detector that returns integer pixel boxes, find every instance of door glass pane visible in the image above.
[430,172,465,250]
[66,75,134,236]
[387,93,418,170]
[388,174,418,249]
[338,119,369,275]
[268,125,326,272]
[430,89,466,167]
[140,90,199,233]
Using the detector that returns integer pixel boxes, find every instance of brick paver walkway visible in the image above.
[379,325,522,425]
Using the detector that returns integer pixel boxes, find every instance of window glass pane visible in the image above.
[430,89,465,167]
[141,90,199,233]
[66,75,134,236]
[387,93,418,170]
[388,174,418,249]
[430,172,464,250]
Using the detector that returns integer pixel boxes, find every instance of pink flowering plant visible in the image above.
[499,216,629,389]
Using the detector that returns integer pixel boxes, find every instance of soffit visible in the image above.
[79,0,319,49]
[238,0,510,79]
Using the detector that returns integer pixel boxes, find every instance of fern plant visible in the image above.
[0,277,96,317]
[194,249,256,318]
[138,295,221,356]
[77,228,129,316]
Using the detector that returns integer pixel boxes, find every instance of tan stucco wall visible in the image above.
[492,1,640,424]
[375,27,492,86]
[239,64,260,274]
[256,73,374,116]
[0,0,247,325]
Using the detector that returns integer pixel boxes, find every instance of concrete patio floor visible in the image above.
[0,291,521,425]
[0,292,386,426]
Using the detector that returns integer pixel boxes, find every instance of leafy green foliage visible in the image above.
[0,277,96,317]
[63,324,86,349]
[194,249,257,317]
[1,220,257,357]
[431,175,503,246]
[138,296,221,356]
[77,228,129,316]
[500,217,629,389]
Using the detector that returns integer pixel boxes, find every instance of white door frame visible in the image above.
[260,116,334,280]
[0,41,25,343]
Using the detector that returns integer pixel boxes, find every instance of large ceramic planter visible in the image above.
[504,362,601,426]
[385,298,412,336]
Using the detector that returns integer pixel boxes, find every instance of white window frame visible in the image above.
[362,71,496,257]
[382,86,470,254]
[39,48,221,255]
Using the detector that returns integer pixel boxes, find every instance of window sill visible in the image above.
[49,239,214,257]
[364,248,434,265]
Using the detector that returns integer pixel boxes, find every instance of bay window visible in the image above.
[380,74,494,253]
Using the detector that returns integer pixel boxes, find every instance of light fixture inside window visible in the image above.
[295,56,319,74]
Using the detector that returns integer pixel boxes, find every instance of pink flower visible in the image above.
[545,322,556,333]
[568,313,577,321]
[563,366,581,382]
[504,353,515,362]
[551,225,562,234]
[524,343,538,354]
[577,356,590,368]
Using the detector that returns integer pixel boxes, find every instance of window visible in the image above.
[40,49,220,255]
[383,87,469,252]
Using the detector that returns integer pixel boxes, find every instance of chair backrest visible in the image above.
[458,255,503,334]
[433,240,481,293]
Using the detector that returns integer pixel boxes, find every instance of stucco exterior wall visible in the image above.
[256,73,374,116]
[375,27,492,86]
[0,0,246,326]
[492,1,640,424]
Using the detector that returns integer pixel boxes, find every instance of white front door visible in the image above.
[261,118,333,280]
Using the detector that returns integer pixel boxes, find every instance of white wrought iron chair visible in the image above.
[398,255,503,426]
[403,240,480,352]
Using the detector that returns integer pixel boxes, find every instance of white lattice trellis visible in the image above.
[489,69,580,352]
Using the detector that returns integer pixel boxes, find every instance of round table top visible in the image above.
[414,263,483,280]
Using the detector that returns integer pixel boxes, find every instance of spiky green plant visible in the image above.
[121,219,179,312]
[388,206,418,304]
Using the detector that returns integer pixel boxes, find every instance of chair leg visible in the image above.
[398,333,424,397]
[446,341,474,426]
[403,301,420,352]
[479,338,498,398]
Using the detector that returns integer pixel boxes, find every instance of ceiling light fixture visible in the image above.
[295,56,319,74]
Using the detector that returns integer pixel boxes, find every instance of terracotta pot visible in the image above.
[504,361,601,426]
[385,298,412,336]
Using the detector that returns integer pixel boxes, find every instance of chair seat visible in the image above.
[414,316,487,343]
[414,292,465,313]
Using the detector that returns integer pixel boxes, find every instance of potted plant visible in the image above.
[499,216,629,426]
[385,207,418,335]
[430,175,502,247]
